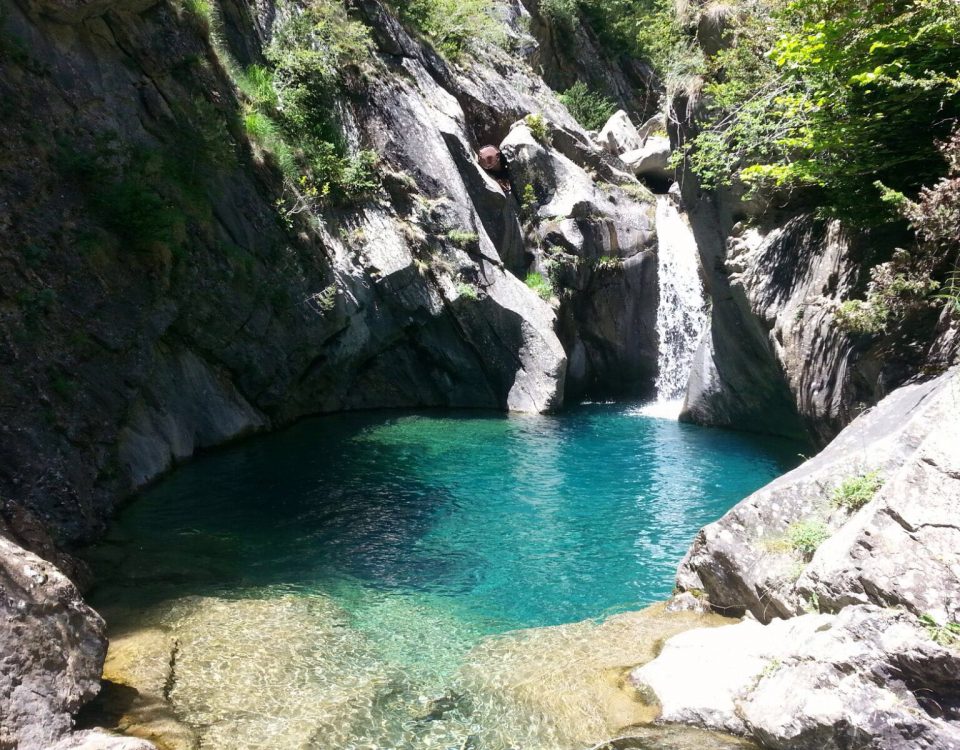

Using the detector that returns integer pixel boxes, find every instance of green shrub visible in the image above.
[399,0,506,61]
[520,183,538,220]
[558,81,616,131]
[831,471,883,512]
[236,65,278,110]
[456,281,479,300]
[683,0,960,225]
[920,614,960,648]
[59,142,182,253]
[786,520,830,560]
[525,113,550,144]
[235,0,381,205]
[835,249,942,335]
[540,0,579,29]
[525,271,553,301]
[446,230,480,248]
[177,0,213,31]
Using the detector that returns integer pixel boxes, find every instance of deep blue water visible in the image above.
[93,404,803,630]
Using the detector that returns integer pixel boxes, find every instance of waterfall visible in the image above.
[639,195,709,419]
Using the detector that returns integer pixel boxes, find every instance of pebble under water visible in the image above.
[87,405,803,750]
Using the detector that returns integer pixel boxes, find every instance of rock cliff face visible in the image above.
[674,135,955,447]
[0,0,664,745]
[0,0,657,545]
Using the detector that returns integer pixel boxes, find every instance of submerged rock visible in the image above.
[459,603,736,748]
[632,605,960,749]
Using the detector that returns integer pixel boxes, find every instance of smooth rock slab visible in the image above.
[631,606,960,750]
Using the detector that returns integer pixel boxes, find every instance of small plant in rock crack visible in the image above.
[446,230,479,249]
[595,255,623,271]
[525,271,553,301]
[525,114,550,145]
[831,471,883,512]
[919,615,960,647]
[456,281,479,300]
[786,520,830,561]
[520,184,538,221]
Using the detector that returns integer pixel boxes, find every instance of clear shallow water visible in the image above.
[88,405,802,749]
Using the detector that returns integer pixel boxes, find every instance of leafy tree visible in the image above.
[686,0,960,224]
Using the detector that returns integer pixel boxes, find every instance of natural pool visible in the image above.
[86,405,803,750]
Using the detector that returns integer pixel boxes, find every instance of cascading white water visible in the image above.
[638,195,708,419]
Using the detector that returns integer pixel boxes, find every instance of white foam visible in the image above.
[629,399,684,421]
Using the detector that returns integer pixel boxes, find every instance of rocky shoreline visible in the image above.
[1,0,958,748]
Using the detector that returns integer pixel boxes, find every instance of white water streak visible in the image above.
[649,196,708,411]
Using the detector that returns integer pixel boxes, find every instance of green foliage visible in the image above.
[831,471,883,511]
[399,0,505,61]
[58,140,183,253]
[456,281,479,300]
[595,255,623,271]
[685,0,960,224]
[235,64,278,110]
[177,0,213,30]
[786,520,830,560]
[920,614,960,647]
[835,248,943,334]
[525,271,553,301]
[233,0,381,205]
[558,81,616,131]
[525,113,550,144]
[540,0,579,29]
[446,230,480,248]
[579,0,702,97]
[520,183,538,220]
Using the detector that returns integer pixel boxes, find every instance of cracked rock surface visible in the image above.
[677,366,960,624]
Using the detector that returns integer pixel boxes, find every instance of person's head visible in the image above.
[478,145,502,171]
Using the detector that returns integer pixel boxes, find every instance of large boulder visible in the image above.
[597,110,643,155]
[0,535,108,749]
[631,605,960,749]
[621,135,672,182]
[677,366,960,623]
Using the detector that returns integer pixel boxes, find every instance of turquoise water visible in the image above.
[89,405,802,749]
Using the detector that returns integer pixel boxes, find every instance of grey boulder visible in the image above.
[677,366,960,624]
[621,135,672,181]
[631,605,960,749]
[0,535,107,750]
[597,110,643,155]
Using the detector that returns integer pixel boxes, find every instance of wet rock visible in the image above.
[677,367,960,623]
[632,606,960,750]
[0,535,107,750]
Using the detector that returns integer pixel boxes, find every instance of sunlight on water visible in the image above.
[87,405,802,749]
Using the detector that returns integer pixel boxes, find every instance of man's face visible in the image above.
[479,149,501,171]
